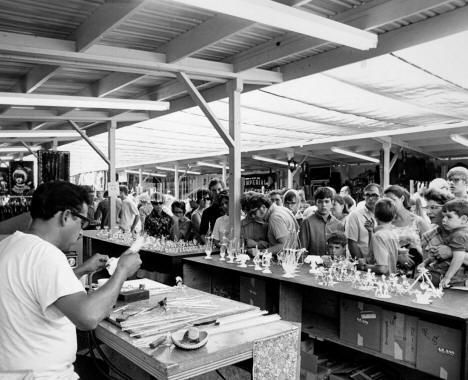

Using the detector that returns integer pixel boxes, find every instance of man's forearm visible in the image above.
[73,264,91,279]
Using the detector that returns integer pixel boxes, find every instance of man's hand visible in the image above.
[363,219,374,233]
[115,250,142,278]
[246,238,258,248]
[398,249,415,268]
[84,253,109,273]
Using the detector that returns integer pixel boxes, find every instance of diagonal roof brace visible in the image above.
[68,120,110,166]
[176,72,235,149]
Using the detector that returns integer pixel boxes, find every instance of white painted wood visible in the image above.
[69,120,110,166]
[176,72,234,148]
[287,151,294,189]
[0,32,282,84]
[0,92,168,111]
[25,65,59,93]
[72,0,147,52]
[282,3,468,81]
[108,120,117,229]
[19,141,38,158]
[227,78,243,241]
[382,139,391,188]
[174,163,179,200]
[96,73,146,98]
[171,0,377,50]
[160,14,252,63]
[233,0,451,71]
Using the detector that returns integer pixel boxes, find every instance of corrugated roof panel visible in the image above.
[0,0,103,39]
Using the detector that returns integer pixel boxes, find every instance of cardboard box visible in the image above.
[416,320,462,380]
[340,299,382,352]
[380,310,418,364]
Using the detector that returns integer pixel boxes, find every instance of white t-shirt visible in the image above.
[345,206,377,258]
[119,197,139,231]
[212,215,230,241]
[0,231,85,379]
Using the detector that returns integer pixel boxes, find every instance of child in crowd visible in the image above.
[363,198,399,275]
[419,199,468,287]
[327,232,347,259]
[299,187,344,256]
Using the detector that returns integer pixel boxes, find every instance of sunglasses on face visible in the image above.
[70,210,92,229]
[151,201,164,205]
[364,193,379,199]
[203,197,212,201]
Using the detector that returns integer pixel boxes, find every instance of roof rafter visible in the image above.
[232,0,456,72]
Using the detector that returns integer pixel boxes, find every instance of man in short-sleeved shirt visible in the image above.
[0,231,85,379]
[267,203,299,249]
[346,183,381,258]
[0,181,142,379]
[119,185,139,232]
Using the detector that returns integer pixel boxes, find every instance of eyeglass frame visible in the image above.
[70,210,92,229]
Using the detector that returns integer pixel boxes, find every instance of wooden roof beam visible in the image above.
[232,0,456,72]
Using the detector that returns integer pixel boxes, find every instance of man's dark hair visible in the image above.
[442,199,468,217]
[374,198,396,223]
[218,190,229,203]
[364,183,383,196]
[208,178,225,191]
[327,232,347,247]
[119,185,129,195]
[313,187,334,201]
[268,189,283,198]
[241,191,257,212]
[30,181,90,220]
[423,188,453,205]
[195,188,210,203]
[103,191,109,198]
[171,200,186,214]
[246,193,271,212]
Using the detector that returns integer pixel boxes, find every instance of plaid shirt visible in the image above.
[421,225,449,249]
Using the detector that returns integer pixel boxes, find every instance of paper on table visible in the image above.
[106,257,119,276]
[106,236,145,276]
[129,235,145,253]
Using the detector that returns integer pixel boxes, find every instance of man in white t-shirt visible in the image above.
[119,185,139,233]
[0,181,142,379]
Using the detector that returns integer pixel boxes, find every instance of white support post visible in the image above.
[222,157,227,185]
[174,162,179,199]
[138,167,143,194]
[382,139,391,189]
[227,78,243,241]
[52,139,58,151]
[108,120,117,229]
[287,151,294,189]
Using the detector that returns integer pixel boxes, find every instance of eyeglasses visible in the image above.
[203,197,212,201]
[448,177,465,184]
[364,193,379,199]
[423,205,443,211]
[70,210,92,229]
[151,201,164,205]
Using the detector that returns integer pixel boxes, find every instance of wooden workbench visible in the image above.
[95,286,300,380]
[183,256,468,380]
[83,230,212,284]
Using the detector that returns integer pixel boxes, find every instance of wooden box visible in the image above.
[416,320,462,380]
[340,298,382,352]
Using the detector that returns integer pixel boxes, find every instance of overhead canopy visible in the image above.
[58,29,468,175]
[0,0,467,174]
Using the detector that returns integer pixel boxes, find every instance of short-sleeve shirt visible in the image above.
[367,225,399,274]
[267,204,299,247]
[119,197,139,231]
[212,215,230,241]
[144,210,173,238]
[345,206,376,258]
[241,215,268,248]
[448,227,468,251]
[199,204,222,236]
[0,231,85,379]
[299,213,344,255]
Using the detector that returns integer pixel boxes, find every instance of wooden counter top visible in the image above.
[183,256,468,321]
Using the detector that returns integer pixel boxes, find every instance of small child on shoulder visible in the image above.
[361,198,399,275]
[418,199,468,287]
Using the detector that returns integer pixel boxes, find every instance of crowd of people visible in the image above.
[84,166,468,288]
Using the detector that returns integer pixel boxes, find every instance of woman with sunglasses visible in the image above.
[143,193,173,238]
[191,188,212,235]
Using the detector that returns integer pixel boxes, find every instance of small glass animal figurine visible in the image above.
[304,255,323,274]
[262,251,272,274]
[253,248,262,271]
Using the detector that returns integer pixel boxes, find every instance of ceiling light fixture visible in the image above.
[196,161,244,172]
[330,146,379,164]
[252,155,289,166]
[172,0,377,50]
[125,170,166,178]
[450,134,468,148]
[0,130,80,138]
[0,146,40,153]
[156,166,201,175]
[0,156,13,160]
[0,92,169,111]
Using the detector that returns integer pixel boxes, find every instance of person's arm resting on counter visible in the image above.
[55,250,141,331]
